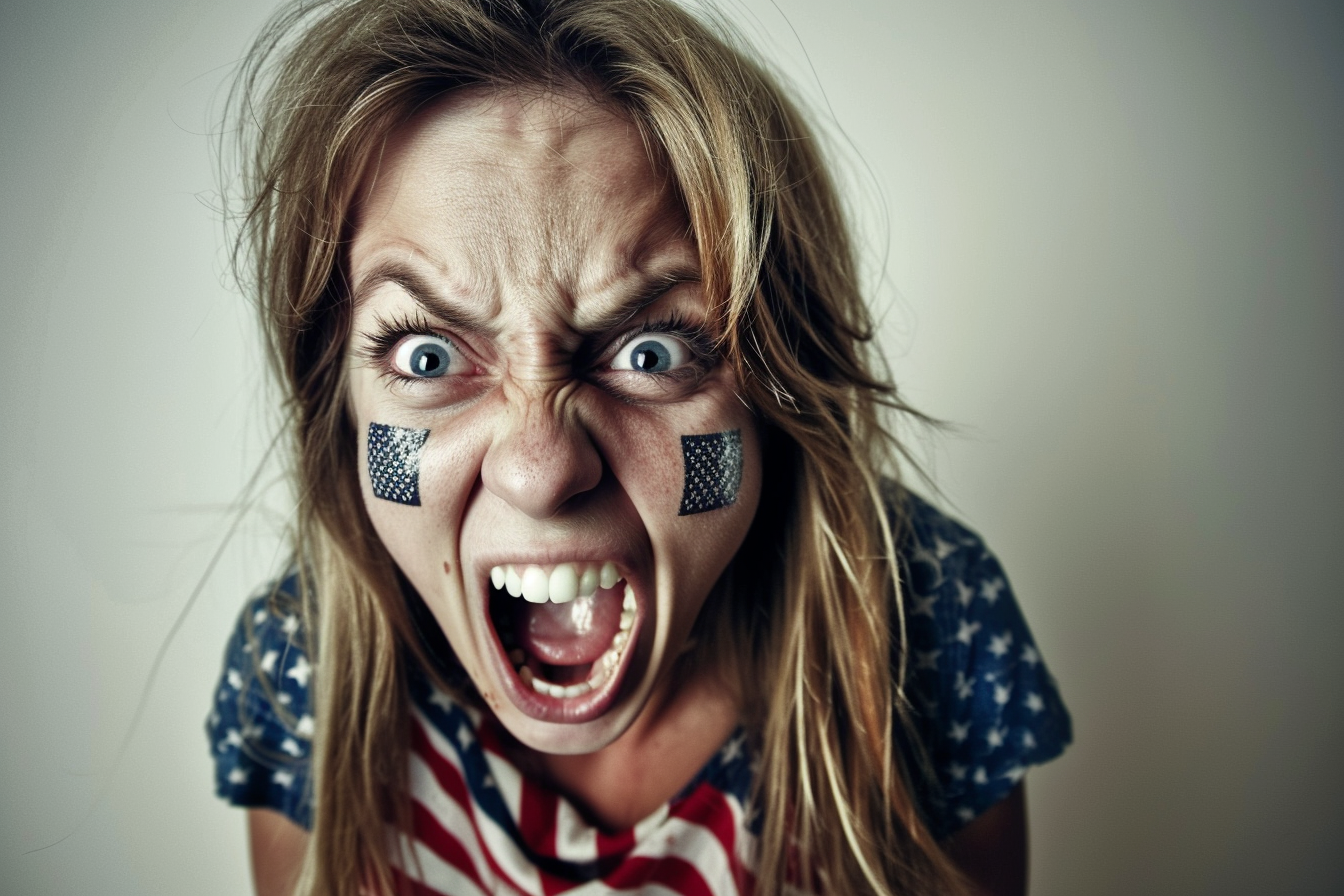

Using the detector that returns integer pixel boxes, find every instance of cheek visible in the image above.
[596,414,751,522]
[360,417,483,588]
[597,401,762,578]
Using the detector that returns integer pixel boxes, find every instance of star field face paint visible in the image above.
[367,422,429,506]
[678,429,743,515]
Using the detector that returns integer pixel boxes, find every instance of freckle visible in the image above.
[443,561,452,576]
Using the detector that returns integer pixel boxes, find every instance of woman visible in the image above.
[207,0,1071,893]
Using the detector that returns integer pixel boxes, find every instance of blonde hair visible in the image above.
[229,0,967,892]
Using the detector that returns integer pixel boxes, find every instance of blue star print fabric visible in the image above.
[206,580,314,828]
[895,490,1072,838]
[206,490,1070,840]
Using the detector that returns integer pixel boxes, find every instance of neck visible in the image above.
[510,658,742,832]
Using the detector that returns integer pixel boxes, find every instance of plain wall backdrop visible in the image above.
[2,0,1341,893]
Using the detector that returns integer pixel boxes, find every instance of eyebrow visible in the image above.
[352,261,498,338]
[580,266,703,336]
[351,259,702,338]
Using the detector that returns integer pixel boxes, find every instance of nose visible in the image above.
[480,387,603,520]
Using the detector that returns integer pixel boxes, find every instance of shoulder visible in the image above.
[205,573,316,829]
[887,485,1073,839]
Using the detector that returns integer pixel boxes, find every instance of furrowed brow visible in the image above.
[583,267,702,335]
[352,261,496,337]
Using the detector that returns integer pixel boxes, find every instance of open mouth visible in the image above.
[487,561,638,709]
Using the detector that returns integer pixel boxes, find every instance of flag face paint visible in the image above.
[368,422,430,506]
[678,429,743,516]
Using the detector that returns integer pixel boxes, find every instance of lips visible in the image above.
[486,561,641,715]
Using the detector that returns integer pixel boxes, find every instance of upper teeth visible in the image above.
[489,561,620,604]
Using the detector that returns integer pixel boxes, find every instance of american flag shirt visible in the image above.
[207,491,1071,893]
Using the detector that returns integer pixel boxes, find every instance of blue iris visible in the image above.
[628,339,672,372]
[409,341,451,377]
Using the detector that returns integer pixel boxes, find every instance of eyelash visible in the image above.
[356,310,452,383]
[355,310,717,384]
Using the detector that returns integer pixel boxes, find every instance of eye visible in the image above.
[391,334,459,378]
[610,334,692,374]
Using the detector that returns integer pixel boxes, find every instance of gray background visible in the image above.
[2,0,1341,893]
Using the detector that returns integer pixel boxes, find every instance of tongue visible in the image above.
[510,585,623,666]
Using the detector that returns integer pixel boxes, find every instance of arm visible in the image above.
[247,808,309,896]
[943,782,1028,896]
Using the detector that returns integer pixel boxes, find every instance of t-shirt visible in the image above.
[206,491,1071,893]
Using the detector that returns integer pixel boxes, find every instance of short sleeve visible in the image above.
[204,575,315,829]
[897,492,1072,840]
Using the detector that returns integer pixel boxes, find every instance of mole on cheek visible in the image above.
[367,422,430,506]
[678,429,743,515]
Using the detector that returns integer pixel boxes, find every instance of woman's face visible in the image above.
[345,88,761,755]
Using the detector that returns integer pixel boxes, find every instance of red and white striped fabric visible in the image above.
[393,681,760,896]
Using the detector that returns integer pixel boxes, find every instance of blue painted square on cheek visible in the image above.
[368,422,430,506]
[678,429,743,515]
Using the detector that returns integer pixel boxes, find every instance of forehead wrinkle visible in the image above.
[454,150,663,329]
[363,87,690,340]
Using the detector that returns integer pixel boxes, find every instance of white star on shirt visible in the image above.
[224,728,243,748]
[273,769,295,788]
[986,727,1006,749]
[286,656,312,688]
[1022,731,1037,750]
[988,632,1013,658]
[1002,765,1026,784]
[993,683,1012,706]
[296,715,315,737]
[933,537,956,560]
[911,543,940,572]
[228,767,249,785]
[915,649,941,671]
[281,614,300,636]
[954,672,975,701]
[949,721,970,743]
[980,578,1005,603]
[955,581,974,607]
[1021,645,1040,666]
[253,608,268,626]
[429,689,455,712]
[226,668,243,690]
[973,767,988,785]
[912,593,938,618]
[955,620,981,645]
[260,650,279,674]
[281,738,303,758]
[1024,692,1045,713]
[456,722,474,750]
[948,763,967,781]
[721,734,745,764]
[956,807,975,823]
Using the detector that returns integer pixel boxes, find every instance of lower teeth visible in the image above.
[514,583,637,699]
